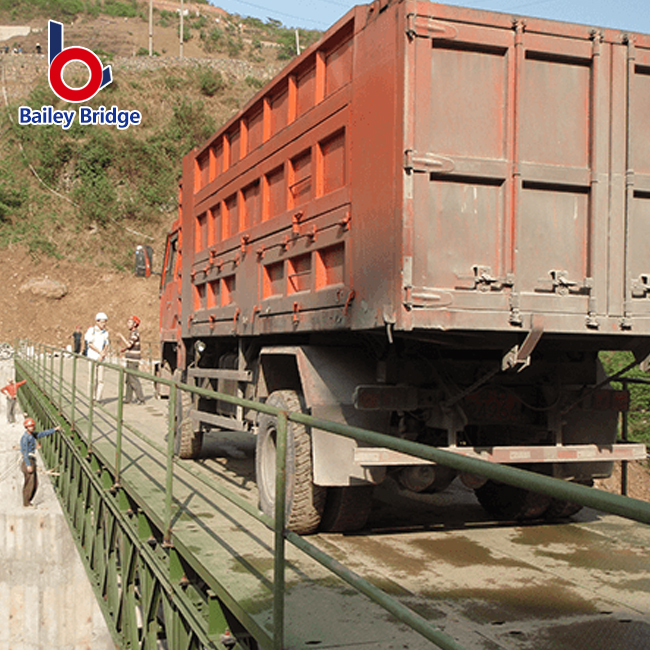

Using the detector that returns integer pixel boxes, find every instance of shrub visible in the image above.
[191,15,207,30]
[163,75,186,91]
[202,27,223,53]
[103,0,139,18]
[0,166,28,221]
[226,36,243,58]
[136,47,160,57]
[277,31,298,60]
[245,75,263,90]
[73,133,116,224]
[198,68,224,97]
[600,351,650,447]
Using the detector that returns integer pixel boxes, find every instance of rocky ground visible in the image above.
[595,460,650,502]
[0,245,161,354]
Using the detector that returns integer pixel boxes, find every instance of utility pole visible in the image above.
[179,0,184,59]
[148,0,153,55]
[295,29,300,56]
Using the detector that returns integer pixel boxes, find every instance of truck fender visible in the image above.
[257,346,388,487]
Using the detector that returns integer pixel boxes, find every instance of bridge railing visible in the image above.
[15,340,650,650]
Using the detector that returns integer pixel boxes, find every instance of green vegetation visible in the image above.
[136,47,160,57]
[0,163,28,221]
[0,0,140,20]
[0,0,84,20]
[1,66,225,267]
[0,0,322,268]
[245,75,264,90]
[103,0,140,19]
[0,1,322,62]
[600,351,650,448]
[198,68,224,97]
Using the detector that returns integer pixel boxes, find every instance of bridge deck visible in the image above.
[24,356,650,649]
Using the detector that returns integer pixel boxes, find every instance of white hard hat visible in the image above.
[95,312,108,321]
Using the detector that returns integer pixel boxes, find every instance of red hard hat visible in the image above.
[130,315,141,326]
[24,418,35,428]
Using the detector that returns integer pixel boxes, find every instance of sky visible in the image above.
[208,0,650,34]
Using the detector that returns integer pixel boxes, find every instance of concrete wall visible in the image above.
[0,358,114,650]
[0,26,30,42]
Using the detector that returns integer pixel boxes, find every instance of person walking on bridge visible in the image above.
[20,418,61,507]
[85,312,110,402]
[118,316,145,405]
[1,378,27,423]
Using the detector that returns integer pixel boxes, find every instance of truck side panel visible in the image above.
[178,13,368,342]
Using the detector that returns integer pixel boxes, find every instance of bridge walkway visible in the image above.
[15,349,650,650]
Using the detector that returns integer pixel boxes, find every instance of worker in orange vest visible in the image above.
[1,378,27,423]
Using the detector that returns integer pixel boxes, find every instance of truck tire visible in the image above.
[174,370,203,459]
[256,390,326,535]
[475,480,551,520]
[320,486,373,532]
[545,479,591,520]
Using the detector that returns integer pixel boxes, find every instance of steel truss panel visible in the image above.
[15,369,253,650]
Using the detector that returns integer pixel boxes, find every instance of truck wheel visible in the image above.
[320,486,373,532]
[545,479,591,520]
[475,480,551,520]
[174,371,203,459]
[256,390,326,535]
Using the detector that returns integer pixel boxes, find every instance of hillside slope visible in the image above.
[0,0,320,346]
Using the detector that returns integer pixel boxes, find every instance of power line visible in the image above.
[215,0,334,28]
[312,0,351,7]
[504,0,563,11]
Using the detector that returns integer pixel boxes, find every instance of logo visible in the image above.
[18,20,141,130]
[48,20,112,103]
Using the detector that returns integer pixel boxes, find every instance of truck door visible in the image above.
[408,13,610,327]
[624,45,650,321]
[160,229,182,344]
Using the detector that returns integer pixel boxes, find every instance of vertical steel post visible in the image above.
[115,365,125,485]
[58,351,64,411]
[273,410,287,650]
[88,358,96,450]
[49,346,54,398]
[38,343,43,389]
[71,354,77,430]
[164,382,177,545]
[622,379,629,496]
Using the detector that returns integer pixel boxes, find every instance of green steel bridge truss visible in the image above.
[14,341,650,650]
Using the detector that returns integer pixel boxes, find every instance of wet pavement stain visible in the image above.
[230,555,275,575]
[511,523,649,573]
[608,577,650,593]
[535,545,649,573]
[410,536,530,569]
[334,536,429,575]
[426,583,599,624]
[511,523,603,548]
[524,617,650,650]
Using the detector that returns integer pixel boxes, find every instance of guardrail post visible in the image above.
[273,410,287,650]
[71,354,77,429]
[622,379,629,496]
[88,358,96,450]
[164,382,177,546]
[114,365,125,486]
[36,342,42,384]
[58,351,64,412]
[49,346,54,397]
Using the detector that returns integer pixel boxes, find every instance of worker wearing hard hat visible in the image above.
[118,315,146,405]
[20,417,61,507]
[85,312,110,402]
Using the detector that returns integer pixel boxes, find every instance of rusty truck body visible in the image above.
[159,0,649,533]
